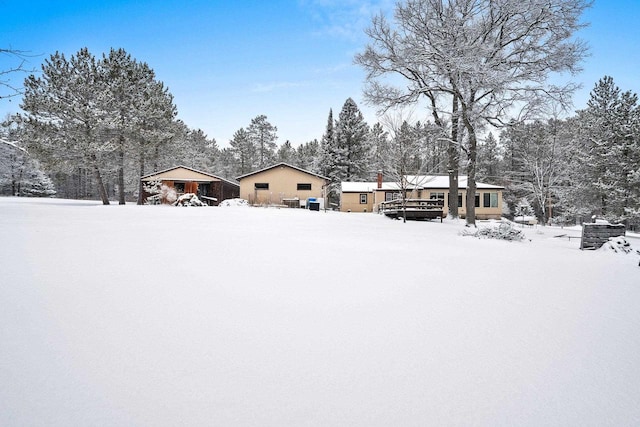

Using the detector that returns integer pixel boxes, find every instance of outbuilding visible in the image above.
[236,163,329,208]
[140,166,239,205]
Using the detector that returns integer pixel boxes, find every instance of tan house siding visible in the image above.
[237,163,329,206]
[341,192,373,212]
[343,176,504,220]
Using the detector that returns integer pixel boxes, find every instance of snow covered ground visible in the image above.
[1,197,639,426]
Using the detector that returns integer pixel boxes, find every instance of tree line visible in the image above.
[1,0,638,228]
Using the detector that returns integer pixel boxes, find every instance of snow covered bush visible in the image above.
[461,221,527,242]
[159,184,177,204]
[173,193,207,207]
[599,236,638,255]
[219,198,249,207]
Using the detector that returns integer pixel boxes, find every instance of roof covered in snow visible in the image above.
[341,175,504,192]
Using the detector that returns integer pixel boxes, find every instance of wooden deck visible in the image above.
[379,199,444,221]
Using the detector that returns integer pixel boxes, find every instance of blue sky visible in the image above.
[2,0,639,147]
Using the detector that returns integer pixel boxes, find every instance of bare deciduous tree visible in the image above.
[356,0,590,225]
[1,48,37,100]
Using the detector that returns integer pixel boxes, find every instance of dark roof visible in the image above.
[235,162,330,181]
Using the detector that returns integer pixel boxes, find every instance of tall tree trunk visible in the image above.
[448,96,460,219]
[464,118,477,226]
[91,154,110,205]
[117,134,126,205]
[137,155,145,205]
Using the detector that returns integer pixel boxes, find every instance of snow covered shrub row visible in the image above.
[461,221,527,241]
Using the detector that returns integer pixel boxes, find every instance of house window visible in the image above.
[174,182,185,193]
[430,192,445,200]
[385,192,400,201]
[483,192,499,208]
[475,193,480,208]
[255,183,269,190]
[297,183,312,191]
[360,194,368,204]
[458,193,463,208]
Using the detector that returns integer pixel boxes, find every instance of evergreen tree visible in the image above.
[1,115,56,197]
[295,139,321,173]
[320,109,337,178]
[101,48,177,204]
[319,109,342,205]
[131,77,177,204]
[277,140,296,164]
[216,147,238,180]
[22,48,112,204]
[335,97,370,182]
[369,122,389,177]
[574,76,640,224]
[172,125,218,171]
[102,48,140,204]
[476,132,503,183]
[247,115,277,168]
[229,127,255,175]
[21,47,178,204]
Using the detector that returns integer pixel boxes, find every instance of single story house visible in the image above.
[141,166,239,205]
[236,162,330,208]
[341,174,504,220]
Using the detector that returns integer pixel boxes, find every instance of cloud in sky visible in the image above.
[300,0,395,41]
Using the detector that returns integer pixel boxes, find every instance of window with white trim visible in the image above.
[483,192,499,208]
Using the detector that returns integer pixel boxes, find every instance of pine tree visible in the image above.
[319,109,342,205]
[102,48,177,204]
[295,139,321,173]
[575,76,640,224]
[216,147,238,180]
[335,98,370,182]
[229,127,255,175]
[22,48,112,204]
[277,140,296,164]
[131,77,177,204]
[477,132,503,183]
[369,122,389,177]
[320,109,337,178]
[247,115,277,168]
[21,47,178,204]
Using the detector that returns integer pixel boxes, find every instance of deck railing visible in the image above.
[379,198,444,221]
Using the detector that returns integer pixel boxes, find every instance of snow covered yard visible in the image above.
[1,197,639,427]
